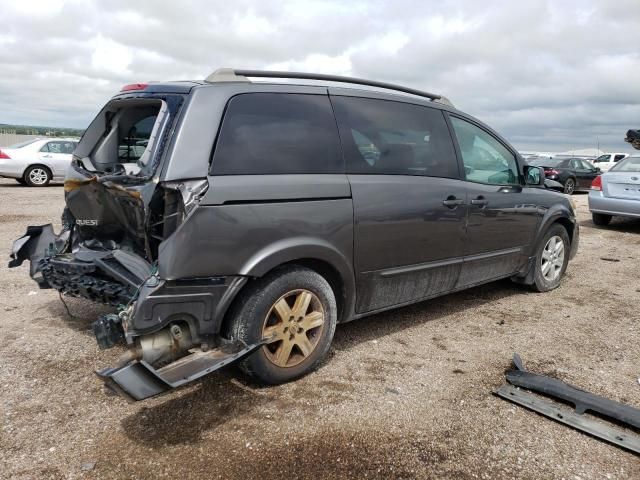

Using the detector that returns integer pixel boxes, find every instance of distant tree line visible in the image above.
[0,124,84,137]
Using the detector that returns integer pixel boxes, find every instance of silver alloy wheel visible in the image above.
[564,179,575,194]
[541,235,565,282]
[28,168,49,185]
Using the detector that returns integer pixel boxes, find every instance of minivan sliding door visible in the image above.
[331,93,467,313]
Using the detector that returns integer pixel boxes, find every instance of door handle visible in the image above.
[42,154,52,158]
[471,196,488,207]
[442,196,465,208]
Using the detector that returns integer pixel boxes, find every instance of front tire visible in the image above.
[592,213,612,226]
[23,165,51,187]
[563,178,576,194]
[532,224,570,292]
[227,266,337,385]
[15,178,27,185]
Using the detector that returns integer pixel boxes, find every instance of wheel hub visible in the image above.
[29,169,48,185]
[541,235,565,282]
[261,289,325,368]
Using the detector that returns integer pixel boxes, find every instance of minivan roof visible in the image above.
[115,69,454,107]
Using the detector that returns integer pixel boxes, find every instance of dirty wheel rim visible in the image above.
[261,289,325,368]
[541,235,565,282]
[564,179,574,194]
[28,168,48,185]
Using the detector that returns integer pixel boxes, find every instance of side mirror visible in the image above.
[595,167,601,173]
[524,165,544,186]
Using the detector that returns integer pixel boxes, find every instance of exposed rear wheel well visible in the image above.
[220,258,347,337]
[284,259,346,323]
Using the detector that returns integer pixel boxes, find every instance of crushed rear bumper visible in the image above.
[96,341,264,401]
[9,224,68,288]
[9,224,150,305]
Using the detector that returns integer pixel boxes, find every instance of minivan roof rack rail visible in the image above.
[205,68,447,103]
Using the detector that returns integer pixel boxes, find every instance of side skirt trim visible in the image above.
[495,384,640,455]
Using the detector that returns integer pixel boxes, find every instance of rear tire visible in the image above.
[227,266,337,385]
[563,178,576,194]
[531,224,570,292]
[23,165,51,187]
[15,178,26,185]
[592,213,612,226]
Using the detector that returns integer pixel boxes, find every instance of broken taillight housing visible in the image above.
[0,150,10,159]
[591,175,602,191]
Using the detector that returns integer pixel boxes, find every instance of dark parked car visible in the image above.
[527,157,601,194]
[9,69,579,401]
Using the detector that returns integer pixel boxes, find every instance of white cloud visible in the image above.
[0,0,638,152]
[267,53,352,75]
[90,35,133,75]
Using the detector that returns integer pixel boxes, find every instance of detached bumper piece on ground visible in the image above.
[495,354,640,455]
[96,340,264,402]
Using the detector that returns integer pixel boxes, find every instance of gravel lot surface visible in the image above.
[1,178,639,479]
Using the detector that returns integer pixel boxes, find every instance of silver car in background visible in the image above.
[0,138,78,186]
[589,154,640,225]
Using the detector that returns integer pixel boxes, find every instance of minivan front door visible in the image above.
[448,115,539,287]
[330,93,467,313]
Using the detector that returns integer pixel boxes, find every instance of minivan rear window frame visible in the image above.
[73,93,185,179]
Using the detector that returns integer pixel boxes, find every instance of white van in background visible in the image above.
[592,152,630,172]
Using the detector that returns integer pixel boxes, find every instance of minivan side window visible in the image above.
[331,96,458,178]
[211,93,342,175]
[450,117,519,185]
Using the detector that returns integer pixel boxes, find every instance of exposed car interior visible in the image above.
[74,98,167,175]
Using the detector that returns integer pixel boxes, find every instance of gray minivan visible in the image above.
[10,69,579,401]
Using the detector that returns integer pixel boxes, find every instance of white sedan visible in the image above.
[0,138,79,186]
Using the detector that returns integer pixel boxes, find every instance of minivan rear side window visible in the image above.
[211,93,342,175]
[331,96,458,178]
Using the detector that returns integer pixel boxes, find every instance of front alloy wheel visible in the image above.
[540,235,565,282]
[532,224,570,292]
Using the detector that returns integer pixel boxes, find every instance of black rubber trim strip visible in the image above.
[506,355,640,429]
[495,384,640,455]
[364,247,522,277]
[222,196,350,205]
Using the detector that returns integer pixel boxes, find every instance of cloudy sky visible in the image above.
[1,0,639,152]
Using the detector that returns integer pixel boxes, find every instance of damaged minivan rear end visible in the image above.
[10,81,266,401]
[10,69,579,402]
